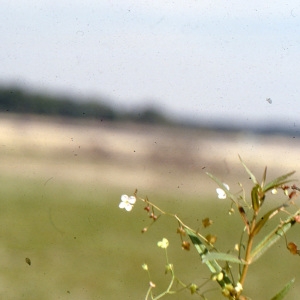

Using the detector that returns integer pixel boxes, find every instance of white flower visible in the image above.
[216,183,230,199]
[119,194,136,211]
[157,238,169,249]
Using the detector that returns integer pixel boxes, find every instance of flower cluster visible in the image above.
[157,238,169,249]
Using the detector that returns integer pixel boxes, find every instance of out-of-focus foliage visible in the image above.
[0,86,170,124]
[2,85,299,136]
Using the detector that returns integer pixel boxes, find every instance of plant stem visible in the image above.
[239,213,257,286]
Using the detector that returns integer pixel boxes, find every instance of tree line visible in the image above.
[1,86,294,136]
[0,86,170,125]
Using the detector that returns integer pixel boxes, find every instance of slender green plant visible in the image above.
[119,157,300,299]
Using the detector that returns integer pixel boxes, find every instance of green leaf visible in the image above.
[261,166,267,188]
[239,155,258,185]
[185,228,221,273]
[250,212,299,263]
[270,278,295,300]
[263,171,296,193]
[185,228,233,289]
[252,205,286,236]
[202,252,247,265]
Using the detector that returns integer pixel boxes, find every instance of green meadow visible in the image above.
[0,174,299,299]
[0,116,300,299]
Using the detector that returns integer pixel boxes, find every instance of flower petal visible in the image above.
[119,201,127,209]
[223,183,230,190]
[128,196,136,204]
[216,188,226,199]
[125,203,133,211]
[121,194,129,202]
[124,204,133,211]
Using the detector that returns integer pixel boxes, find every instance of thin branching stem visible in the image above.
[140,196,213,246]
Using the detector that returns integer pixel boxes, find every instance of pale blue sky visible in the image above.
[1,1,300,127]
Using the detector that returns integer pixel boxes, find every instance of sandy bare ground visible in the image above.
[0,113,299,196]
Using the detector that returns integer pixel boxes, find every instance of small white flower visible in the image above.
[157,238,169,249]
[119,194,136,211]
[216,183,230,199]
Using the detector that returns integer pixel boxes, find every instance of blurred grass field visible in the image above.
[0,114,300,299]
[0,175,299,299]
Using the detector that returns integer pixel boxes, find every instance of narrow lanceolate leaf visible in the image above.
[202,252,247,265]
[185,228,233,289]
[250,211,299,263]
[185,228,221,273]
[263,171,296,193]
[239,155,258,185]
[261,166,267,188]
[252,204,287,236]
[270,278,295,300]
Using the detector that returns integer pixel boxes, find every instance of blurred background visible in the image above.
[1,1,300,299]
